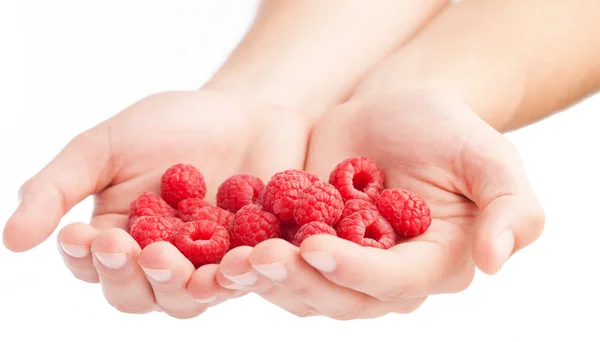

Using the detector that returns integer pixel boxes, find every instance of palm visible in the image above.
[306,91,525,293]
[90,90,311,230]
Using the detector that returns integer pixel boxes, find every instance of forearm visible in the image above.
[354,0,600,132]
[203,0,449,113]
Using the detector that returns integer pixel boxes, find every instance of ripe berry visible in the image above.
[173,220,230,267]
[161,163,207,208]
[375,189,432,238]
[329,157,384,203]
[130,216,178,249]
[185,205,234,229]
[177,198,211,222]
[262,170,313,223]
[293,181,344,226]
[292,222,337,247]
[336,210,396,249]
[216,174,264,213]
[229,204,282,248]
[128,192,176,229]
[338,199,378,225]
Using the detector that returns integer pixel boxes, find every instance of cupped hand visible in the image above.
[214,90,545,319]
[3,90,313,318]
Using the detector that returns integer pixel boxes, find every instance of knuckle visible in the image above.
[290,284,312,300]
[254,284,279,298]
[376,285,409,302]
[331,300,366,321]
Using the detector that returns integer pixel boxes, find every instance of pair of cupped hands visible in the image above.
[3,88,544,320]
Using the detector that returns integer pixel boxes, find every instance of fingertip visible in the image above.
[3,211,52,253]
[474,229,515,275]
[249,238,295,266]
[138,241,193,271]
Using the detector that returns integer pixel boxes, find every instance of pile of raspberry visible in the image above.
[128,157,432,268]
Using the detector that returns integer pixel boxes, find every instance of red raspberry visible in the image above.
[278,169,320,183]
[164,217,185,230]
[177,198,211,222]
[293,181,344,226]
[283,224,301,243]
[173,220,230,267]
[336,210,396,249]
[186,205,234,229]
[128,192,176,228]
[216,174,264,213]
[292,222,337,247]
[262,170,313,223]
[329,157,384,203]
[130,216,178,249]
[160,163,207,208]
[229,204,282,248]
[339,198,378,224]
[375,189,432,238]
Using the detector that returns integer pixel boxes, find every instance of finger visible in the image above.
[3,128,113,252]
[250,239,396,320]
[90,213,129,231]
[299,229,466,302]
[463,136,545,274]
[218,245,317,318]
[91,228,155,314]
[56,222,101,283]
[187,264,247,306]
[473,193,545,275]
[138,241,207,319]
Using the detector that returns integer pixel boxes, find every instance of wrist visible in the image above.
[352,42,526,132]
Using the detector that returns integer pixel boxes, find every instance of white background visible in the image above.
[2,1,599,341]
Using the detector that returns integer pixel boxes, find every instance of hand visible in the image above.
[211,90,545,319]
[2,90,313,318]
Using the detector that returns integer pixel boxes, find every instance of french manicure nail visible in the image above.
[301,251,337,272]
[494,230,515,271]
[252,262,288,282]
[142,267,173,282]
[223,270,259,287]
[94,252,127,269]
[193,295,217,304]
[60,243,90,258]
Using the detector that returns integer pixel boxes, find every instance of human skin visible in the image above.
[2,0,449,318]
[211,0,600,319]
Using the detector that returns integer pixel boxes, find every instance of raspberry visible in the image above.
[278,169,320,183]
[375,189,432,238]
[329,157,384,203]
[293,181,344,226]
[262,170,313,223]
[186,205,234,229]
[336,210,396,249]
[216,174,264,213]
[339,199,378,224]
[283,224,301,243]
[128,192,176,228]
[177,198,211,222]
[164,217,185,230]
[292,222,337,247]
[173,220,230,267]
[229,204,282,248]
[160,163,207,208]
[130,216,178,249]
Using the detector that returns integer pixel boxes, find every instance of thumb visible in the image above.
[3,127,112,252]
[464,131,545,275]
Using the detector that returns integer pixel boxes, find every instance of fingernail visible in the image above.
[252,262,288,282]
[94,252,127,269]
[193,295,217,304]
[60,243,89,258]
[223,270,258,287]
[301,251,337,272]
[221,282,244,290]
[494,230,515,271]
[142,267,173,282]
